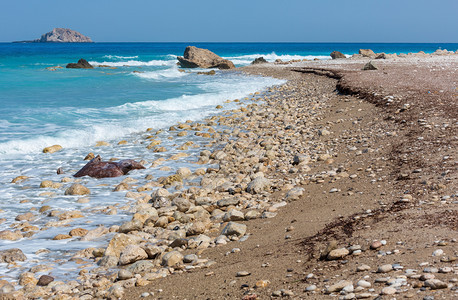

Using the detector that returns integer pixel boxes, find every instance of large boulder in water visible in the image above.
[73,155,145,178]
[330,51,346,59]
[177,46,235,69]
[66,59,93,69]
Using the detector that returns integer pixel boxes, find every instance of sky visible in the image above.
[1,0,457,43]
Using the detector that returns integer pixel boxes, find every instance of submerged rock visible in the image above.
[66,58,93,69]
[177,46,235,69]
[0,248,27,263]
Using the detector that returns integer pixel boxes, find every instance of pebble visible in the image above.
[236,271,251,277]
[381,286,397,295]
[357,280,371,288]
[305,284,317,291]
[377,264,393,273]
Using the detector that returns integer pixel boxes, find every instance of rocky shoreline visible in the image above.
[0,53,456,299]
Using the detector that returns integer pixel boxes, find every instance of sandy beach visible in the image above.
[1,52,457,299]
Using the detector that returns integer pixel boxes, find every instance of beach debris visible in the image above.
[177,46,235,69]
[73,155,145,178]
[251,57,268,64]
[43,144,63,154]
[362,61,378,70]
[66,58,93,69]
[330,51,346,59]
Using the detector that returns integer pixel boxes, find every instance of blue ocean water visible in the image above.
[0,42,457,283]
[1,42,457,156]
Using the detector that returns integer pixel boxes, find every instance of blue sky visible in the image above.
[1,0,457,42]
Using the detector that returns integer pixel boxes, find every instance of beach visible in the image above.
[0,50,457,299]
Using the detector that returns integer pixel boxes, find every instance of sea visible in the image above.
[0,42,457,284]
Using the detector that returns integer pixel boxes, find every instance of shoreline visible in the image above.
[1,54,456,299]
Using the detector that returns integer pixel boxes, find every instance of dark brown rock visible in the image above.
[330,51,346,59]
[251,57,268,64]
[37,275,54,286]
[73,155,145,178]
[177,46,235,69]
[66,59,93,69]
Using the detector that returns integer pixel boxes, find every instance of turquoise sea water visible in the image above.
[0,42,457,283]
[1,42,457,155]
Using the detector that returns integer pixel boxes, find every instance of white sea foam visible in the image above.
[88,59,176,67]
[102,55,139,59]
[224,52,331,65]
[0,75,284,158]
[131,66,188,80]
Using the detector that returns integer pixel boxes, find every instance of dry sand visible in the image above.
[121,55,457,299]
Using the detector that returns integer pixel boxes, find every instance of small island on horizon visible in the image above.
[13,28,93,43]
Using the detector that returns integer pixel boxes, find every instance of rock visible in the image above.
[11,175,29,183]
[326,280,353,293]
[236,271,251,277]
[105,233,137,258]
[183,254,198,263]
[362,61,378,70]
[217,197,240,207]
[222,210,245,222]
[177,46,235,69]
[424,279,448,289]
[357,280,371,288]
[119,245,148,265]
[119,219,143,233]
[330,51,346,59]
[43,144,63,153]
[176,167,192,178]
[74,155,145,178]
[380,286,396,295]
[37,275,54,286]
[251,57,268,64]
[98,255,119,267]
[172,197,191,212]
[327,248,349,260]
[64,183,90,195]
[66,58,94,69]
[23,28,93,43]
[0,230,22,241]
[222,222,247,237]
[186,221,207,236]
[53,234,71,240]
[377,264,393,273]
[305,285,317,291]
[285,187,305,201]
[118,269,134,280]
[0,248,27,263]
[370,240,383,249]
[161,251,183,267]
[19,272,37,286]
[69,228,88,237]
[15,212,34,221]
[81,226,108,241]
[247,177,271,194]
[359,49,376,58]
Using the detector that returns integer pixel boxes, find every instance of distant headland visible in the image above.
[13,28,93,43]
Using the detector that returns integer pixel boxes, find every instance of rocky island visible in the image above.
[14,28,93,43]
